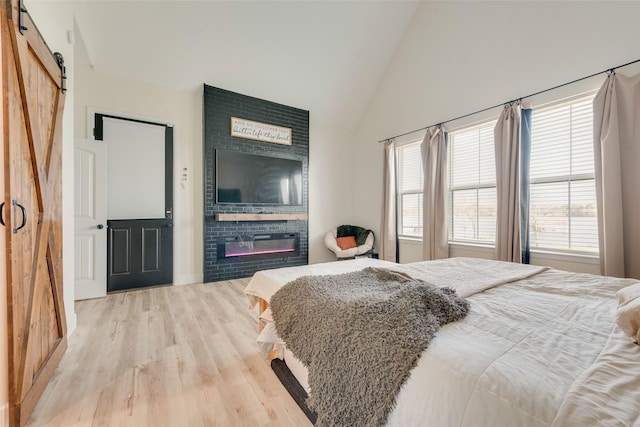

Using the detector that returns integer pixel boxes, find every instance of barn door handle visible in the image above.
[12,200,27,234]
[0,202,5,226]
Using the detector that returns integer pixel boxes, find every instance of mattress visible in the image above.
[246,258,640,426]
[283,348,310,394]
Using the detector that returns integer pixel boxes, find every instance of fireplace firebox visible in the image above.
[217,233,299,261]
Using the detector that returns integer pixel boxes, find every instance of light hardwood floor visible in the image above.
[27,279,312,427]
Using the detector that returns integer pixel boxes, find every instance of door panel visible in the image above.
[107,219,173,292]
[2,2,67,425]
[74,139,107,300]
[142,227,160,272]
[110,227,130,274]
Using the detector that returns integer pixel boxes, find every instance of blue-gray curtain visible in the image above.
[520,108,532,264]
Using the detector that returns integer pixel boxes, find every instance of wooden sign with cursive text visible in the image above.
[230,117,292,145]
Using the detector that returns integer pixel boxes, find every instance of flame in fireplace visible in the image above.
[226,248,295,257]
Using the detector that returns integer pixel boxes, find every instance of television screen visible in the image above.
[215,150,303,205]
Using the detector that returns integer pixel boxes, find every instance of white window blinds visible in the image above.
[394,97,599,259]
[529,98,598,254]
[448,122,496,244]
[397,142,423,237]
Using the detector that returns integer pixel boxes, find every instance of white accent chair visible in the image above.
[324,228,375,259]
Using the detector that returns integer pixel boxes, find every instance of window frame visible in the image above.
[392,95,600,261]
[447,120,497,246]
[396,139,424,239]
[528,95,598,256]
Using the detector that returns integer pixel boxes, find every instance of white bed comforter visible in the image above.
[387,268,640,427]
[245,258,399,308]
[245,258,640,426]
[247,257,547,355]
[245,257,548,305]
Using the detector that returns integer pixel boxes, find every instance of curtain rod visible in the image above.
[378,57,640,144]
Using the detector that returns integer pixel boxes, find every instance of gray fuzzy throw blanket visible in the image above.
[270,267,469,427]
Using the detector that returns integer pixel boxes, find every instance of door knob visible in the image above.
[97,224,104,230]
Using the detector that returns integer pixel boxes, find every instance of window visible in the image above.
[529,97,598,254]
[448,122,496,244]
[397,142,423,238]
[394,97,599,258]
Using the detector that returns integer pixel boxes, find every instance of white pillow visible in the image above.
[617,282,640,304]
[616,282,640,344]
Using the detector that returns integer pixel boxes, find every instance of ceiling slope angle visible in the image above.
[70,0,420,129]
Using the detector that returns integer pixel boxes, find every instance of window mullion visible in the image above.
[567,181,572,250]
[475,188,479,240]
[476,130,480,241]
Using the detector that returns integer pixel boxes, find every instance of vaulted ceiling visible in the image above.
[69,1,421,130]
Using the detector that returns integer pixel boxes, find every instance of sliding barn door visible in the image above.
[1,2,68,425]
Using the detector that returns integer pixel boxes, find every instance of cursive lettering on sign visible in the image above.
[230,117,292,145]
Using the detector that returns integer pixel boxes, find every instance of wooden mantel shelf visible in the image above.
[214,213,308,221]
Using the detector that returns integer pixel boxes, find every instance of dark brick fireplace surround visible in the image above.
[203,85,309,282]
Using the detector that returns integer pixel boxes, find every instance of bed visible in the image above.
[244,257,640,427]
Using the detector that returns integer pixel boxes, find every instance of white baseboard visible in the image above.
[174,274,203,286]
[1,402,8,427]
[309,256,335,265]
[66,312,78,337]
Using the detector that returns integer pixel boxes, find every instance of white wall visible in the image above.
[308,121,355,263]
[75,63,203,286]
[353,1,640,273]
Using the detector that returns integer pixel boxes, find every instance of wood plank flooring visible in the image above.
[27,279,312,427]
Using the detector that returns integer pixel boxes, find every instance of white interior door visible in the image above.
[74,138,107,300]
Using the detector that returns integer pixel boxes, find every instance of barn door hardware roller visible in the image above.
[18,0,28,33]
[54,52,67,93]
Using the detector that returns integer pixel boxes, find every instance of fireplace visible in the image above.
[217,233,299,261]
[203,85,309,282]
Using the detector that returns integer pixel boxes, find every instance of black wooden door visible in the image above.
[95,114,174,291]
[107,219,173,291]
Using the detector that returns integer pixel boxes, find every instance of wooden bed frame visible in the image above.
[258,298,278,360]
[258,298,270,331]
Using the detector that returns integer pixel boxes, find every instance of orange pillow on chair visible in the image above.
[336,236,357,250]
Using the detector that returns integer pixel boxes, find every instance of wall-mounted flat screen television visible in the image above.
[215,149,303,205]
